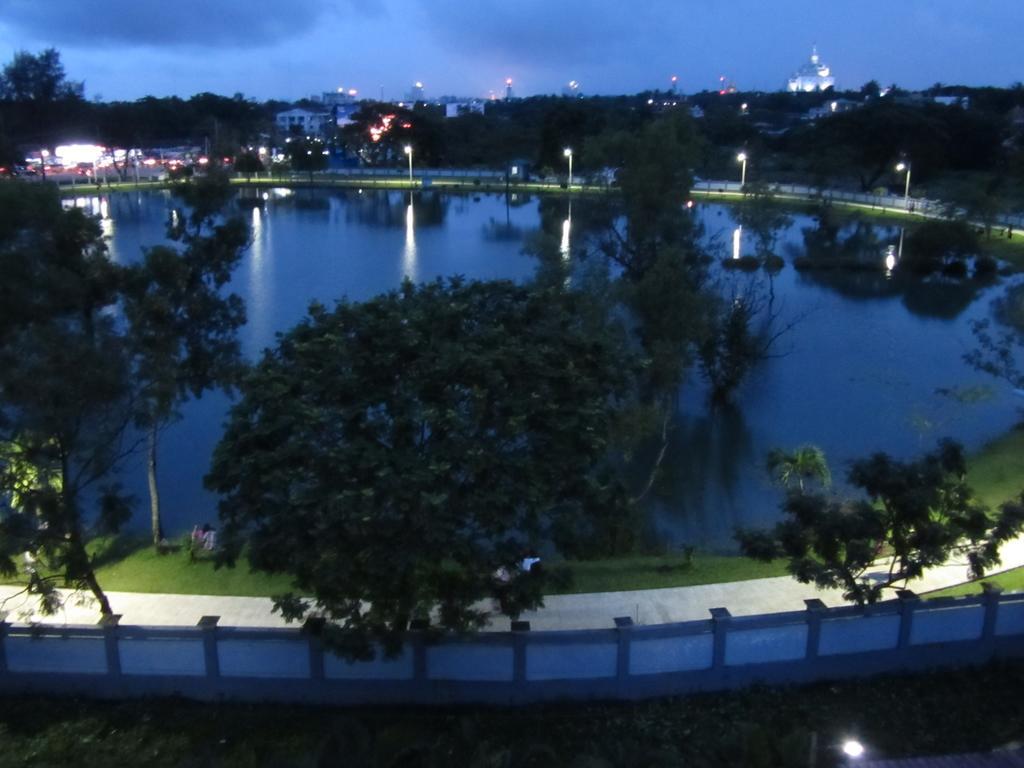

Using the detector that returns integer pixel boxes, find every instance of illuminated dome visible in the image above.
[787,46,835,92]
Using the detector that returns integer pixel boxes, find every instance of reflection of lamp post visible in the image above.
[404,145,413,185]
[563,147,573,190]
[40,148,49,181]
[737,151,747,187]
[896,161,912,210]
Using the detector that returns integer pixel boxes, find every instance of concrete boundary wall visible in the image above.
[0,591,1021,706]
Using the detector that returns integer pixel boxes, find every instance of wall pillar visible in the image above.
[198,615,220,679]
[304,617,326,681]
[409,619,429,682]
[804,599,827,659]
[981,584,1003,644]
[0,615,8,674]
[897,590,918,649]
[614,616,633,682]
[511,620,530,683]
[710,608,731,668]
[99,614,122,677]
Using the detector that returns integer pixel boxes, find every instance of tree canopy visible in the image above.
[206,278,633,655]
[738,440,1024,604]
[0,183,133,616]
[122,171,248,544]
[0,48,82,103]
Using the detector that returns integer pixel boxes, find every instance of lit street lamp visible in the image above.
[563,147,573,190]
[895,161,912,211]
[737,151,748,187]
[404,145,413,185]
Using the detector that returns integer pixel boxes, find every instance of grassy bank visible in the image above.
[928,566,1024,598]
[23,422,1022,600]
[923,426,1024,597]
[0,661,1022,767]
[82,541,788,599]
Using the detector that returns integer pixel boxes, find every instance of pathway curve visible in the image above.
[1,537,1021,631]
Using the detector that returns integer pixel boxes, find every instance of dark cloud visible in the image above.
[2,0,384,49]
[417,0,672,69]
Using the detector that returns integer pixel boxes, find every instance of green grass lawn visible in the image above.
[75,539,785,598]
[558,552,787,594]
[967,424,1024,509]
[87,537,296,597]
[12,422,1017,600]
[927,565,1024,598]
[922,426,1024,597]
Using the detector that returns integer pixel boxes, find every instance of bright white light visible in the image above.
[896,162,906,172]
[404,145,412,155]
[732,225,742,260]
[415,81,423,88]
[737,152,747,162]
[842,740,865,759]
[55,144,105,166]
[563,148,572,157]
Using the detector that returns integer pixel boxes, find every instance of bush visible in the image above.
[904,220,979,276]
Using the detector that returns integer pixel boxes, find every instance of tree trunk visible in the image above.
[147,423,163,545]
[82,566,114,617]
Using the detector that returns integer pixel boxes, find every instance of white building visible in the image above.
[275,108,333,136]
[787,47,835,93]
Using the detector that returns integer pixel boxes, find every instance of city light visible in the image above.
[563,147,573,189]
[842,740,865,759]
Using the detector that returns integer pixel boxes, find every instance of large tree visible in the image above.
[0,183,133,617]
[206,278,632,655]
[0,48,83,103]
[122,171,248,545]
[738,440,1024,604]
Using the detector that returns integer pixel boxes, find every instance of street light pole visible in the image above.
[896,161,912,211]
[737,152,747,188]
[404,145,413,185]
[563,147,573,189]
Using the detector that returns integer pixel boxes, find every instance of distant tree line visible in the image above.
[3,49,1023,203]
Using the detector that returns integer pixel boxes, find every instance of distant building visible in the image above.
[505,78,514,100]
[321,88,359,106]
[562,80,581,97]
[407,81,426,102]
[803,98,859,121]
[275,108,333,137]
[933,95,970,109]
[787,47,835,92]
[444,101,486,118]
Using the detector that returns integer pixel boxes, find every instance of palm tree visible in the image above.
[766,445,831,491]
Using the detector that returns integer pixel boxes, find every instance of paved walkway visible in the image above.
[2,536,1021,631]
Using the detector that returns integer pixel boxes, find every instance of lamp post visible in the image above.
[40,148,49,181]
[737,151,747,188]
[404,145,413,185]
[895,161,912,211]
[563,147,573,190]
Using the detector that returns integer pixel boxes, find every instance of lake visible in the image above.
[75,187,1020,550]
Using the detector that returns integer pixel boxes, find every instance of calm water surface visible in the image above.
[81,188,1019,550]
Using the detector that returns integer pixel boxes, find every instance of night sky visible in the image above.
[0,0,1020,101]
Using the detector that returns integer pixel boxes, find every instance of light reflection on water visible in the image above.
[100,189,1018,549]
